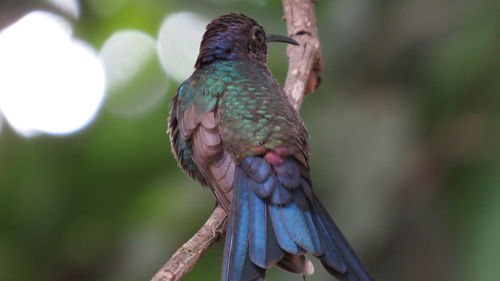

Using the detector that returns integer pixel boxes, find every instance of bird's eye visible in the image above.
[254,30,263,42]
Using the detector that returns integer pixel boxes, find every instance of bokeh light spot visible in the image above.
[100,30,168,116]
[157,12,207,82]
[47,0,80,18]
[0,11,106,137]
[0,112,3,136]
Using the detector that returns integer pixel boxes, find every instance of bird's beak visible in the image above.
[266,34,299,46]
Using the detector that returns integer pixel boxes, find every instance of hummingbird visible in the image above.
[168,13,374,281]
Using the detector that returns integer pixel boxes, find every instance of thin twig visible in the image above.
[151,205,227,281]
[152,1,322,280]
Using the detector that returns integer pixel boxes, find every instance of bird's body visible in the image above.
[168,13,374,281]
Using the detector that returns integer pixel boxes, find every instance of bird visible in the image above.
[168,13,375,281]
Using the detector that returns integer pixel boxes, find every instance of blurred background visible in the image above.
[0,0,498,281]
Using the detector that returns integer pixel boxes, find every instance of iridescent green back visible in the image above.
[171,60,309,178]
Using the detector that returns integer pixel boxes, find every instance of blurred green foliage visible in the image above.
[0,0,498,281]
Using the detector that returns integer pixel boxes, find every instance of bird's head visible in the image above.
[195,13,298,69]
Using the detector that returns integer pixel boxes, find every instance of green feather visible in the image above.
[171,60,309,164]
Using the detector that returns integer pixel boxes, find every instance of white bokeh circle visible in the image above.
[0,11,106,137]
[101,30,157,91]
[157,12,208,82]
[100,30,168,116]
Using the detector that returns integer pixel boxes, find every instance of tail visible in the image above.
[310,193,374,281]
[221,156,374,281]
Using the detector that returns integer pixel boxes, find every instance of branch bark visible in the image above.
[152,1,321,280]
[282,0,322,110]
[151,205,227,281]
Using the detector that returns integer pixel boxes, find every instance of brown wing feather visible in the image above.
[168,95,209,187]
[171,101,236,212]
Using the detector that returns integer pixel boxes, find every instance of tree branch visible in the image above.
[151,1,322,280]
[151,205,227,281]
[282,0,322,110]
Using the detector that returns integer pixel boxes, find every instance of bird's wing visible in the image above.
[168,80,236,211]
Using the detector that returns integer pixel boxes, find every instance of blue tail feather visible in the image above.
[311,194,374,281]
[268,203,304,255]
[222,168,264,281]
[311,203,347,273]
[289,188,309,210]
[248,189,283,268]
[302,209,323,255]
[222,156,375,281]
[279,202,316,254]
[269,183,292,205]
